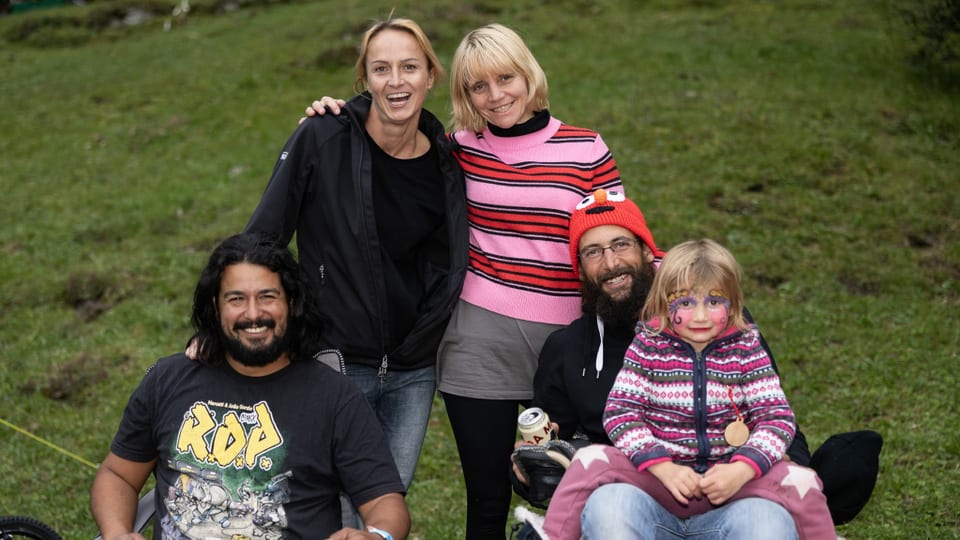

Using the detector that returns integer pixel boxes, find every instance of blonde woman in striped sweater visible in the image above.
[435,24,624,540]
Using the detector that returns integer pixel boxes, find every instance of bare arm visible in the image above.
[359,492,409,539]
[325,492,409,540]
[90,452,156,540]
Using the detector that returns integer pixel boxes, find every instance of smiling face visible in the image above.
[578,225,654,302]
[217,262,290,373]
[450,24,550,132]
[666,285,731,352]
[364,28,434,129]
[466,71,535,129]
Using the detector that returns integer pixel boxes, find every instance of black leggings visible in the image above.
[442,392,528,540]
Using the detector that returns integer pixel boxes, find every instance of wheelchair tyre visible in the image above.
[0,516,64,540]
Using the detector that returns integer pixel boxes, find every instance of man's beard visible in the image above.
[221,318,291,367]
[581,263,656,332]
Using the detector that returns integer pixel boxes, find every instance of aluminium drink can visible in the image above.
[517,407,554,445]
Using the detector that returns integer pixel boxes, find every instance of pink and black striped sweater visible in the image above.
[451,116,622,325]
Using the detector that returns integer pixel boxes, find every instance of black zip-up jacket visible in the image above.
[245,93,468,371]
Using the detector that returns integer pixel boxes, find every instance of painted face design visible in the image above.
[666,287,731,351]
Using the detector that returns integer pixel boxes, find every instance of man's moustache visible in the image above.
[233,319,276,331]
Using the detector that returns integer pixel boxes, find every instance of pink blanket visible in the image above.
[544,444,835,540]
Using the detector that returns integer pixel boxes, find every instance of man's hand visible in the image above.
[511,421,560,483]
[647,461,703,505]
[299,96,347,124]
[699,460,756,505]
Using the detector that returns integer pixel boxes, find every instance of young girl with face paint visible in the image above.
[590,239,834,539]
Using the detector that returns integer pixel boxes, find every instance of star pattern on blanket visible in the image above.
[571,444,613,471]
[781,464,821,499]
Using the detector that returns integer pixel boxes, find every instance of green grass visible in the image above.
[1,0,958,538]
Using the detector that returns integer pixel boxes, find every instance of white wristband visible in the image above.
[366,526,394,540]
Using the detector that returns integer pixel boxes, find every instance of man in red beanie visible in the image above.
[531,188,668,447]
[510,189,880,537]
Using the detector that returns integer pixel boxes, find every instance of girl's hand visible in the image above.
[647,461,703,505]
[699,461,756,505]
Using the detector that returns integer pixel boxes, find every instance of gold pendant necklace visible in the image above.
[723,386,750,447]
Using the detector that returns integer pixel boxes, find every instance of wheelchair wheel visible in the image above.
[0,516,63,540]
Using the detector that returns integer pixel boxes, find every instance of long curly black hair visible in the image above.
[189,232,325,366]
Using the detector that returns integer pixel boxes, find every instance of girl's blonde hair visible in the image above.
[450,23,550,132]
[641,239,749,333]
[353,17,445,94]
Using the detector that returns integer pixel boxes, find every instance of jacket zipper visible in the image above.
[693,349,709,474]
[378,354,388,383]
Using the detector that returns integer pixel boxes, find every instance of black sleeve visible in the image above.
[244,119,320,243]
[110,361,161,463]
[743,306,779,374]
[742,305,812,465]
[533,330,580,441]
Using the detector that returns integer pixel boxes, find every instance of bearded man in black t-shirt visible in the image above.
[91,232,408,540]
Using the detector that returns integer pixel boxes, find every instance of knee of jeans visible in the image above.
[727,498,798,539]
[582,483,639,522]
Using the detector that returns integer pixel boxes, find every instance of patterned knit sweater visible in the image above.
[451,116,622,325]
[603,324,796,477]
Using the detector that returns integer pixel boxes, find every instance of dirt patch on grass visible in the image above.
[4,0,304,46]
[62,270,122,321]
[18,353,118,401]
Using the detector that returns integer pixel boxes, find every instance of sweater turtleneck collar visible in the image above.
[487,109,550,137]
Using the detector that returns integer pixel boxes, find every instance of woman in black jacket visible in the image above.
[244,17,468,529]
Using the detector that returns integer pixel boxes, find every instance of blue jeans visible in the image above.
[581,483,799,540]
[339,363,436,528]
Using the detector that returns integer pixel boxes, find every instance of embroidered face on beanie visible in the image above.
[568,189,661,277]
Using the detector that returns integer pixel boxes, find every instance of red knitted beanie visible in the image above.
[568,189,662,276]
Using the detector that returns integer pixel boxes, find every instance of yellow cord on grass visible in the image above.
[0,417,99,471]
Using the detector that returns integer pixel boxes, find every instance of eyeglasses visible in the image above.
[579,238,639,262]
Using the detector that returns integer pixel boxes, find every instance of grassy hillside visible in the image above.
[1,0,957,538]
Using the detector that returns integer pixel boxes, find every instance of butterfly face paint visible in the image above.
[666,287,731,351]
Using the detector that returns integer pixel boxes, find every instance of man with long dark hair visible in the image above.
[92,232,409,540]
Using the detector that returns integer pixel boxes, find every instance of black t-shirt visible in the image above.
[110,354,404,539]
[368,134,449,352]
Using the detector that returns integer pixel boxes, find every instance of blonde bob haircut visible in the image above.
[353,17,445,94]
[450,23,550,133]
[641,238,749,334]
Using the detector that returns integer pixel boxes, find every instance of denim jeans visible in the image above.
[339,363,436,528]
[581,483,799,540]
